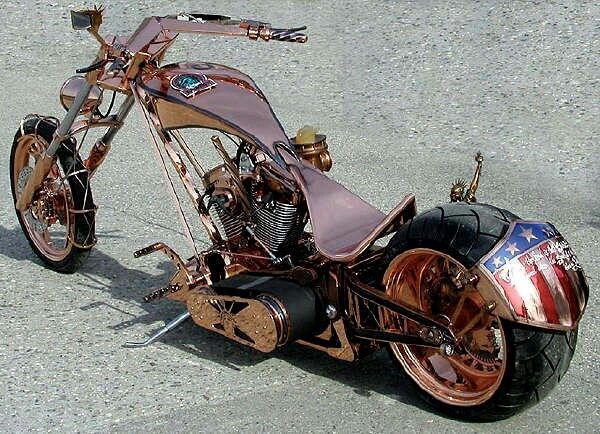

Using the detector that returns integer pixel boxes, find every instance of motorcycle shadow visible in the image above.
[0,224,427,412]
[173,323,428,411]
[85,252,426,412]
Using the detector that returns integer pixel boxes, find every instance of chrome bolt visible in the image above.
[325,305,337,319]
[485,301,497,313]
[441,343,455,357]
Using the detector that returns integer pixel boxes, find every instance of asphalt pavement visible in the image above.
[0,1,598,433]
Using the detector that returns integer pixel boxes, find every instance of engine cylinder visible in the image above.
[251,194,306,254]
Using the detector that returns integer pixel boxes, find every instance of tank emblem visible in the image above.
[170,73,217,98]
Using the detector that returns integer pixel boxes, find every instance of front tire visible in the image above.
[382,203,578,421]
[10,117,95,273]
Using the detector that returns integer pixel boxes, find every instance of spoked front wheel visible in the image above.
[10,116,95,273]
[382,204,578,421]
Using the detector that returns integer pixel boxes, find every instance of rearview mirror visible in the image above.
[70,7,103,31]
[71,11,93,30]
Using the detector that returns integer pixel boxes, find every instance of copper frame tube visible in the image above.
[69,116,122,136]
[170,130,206,178]
[133,85,223,248]
[346,273,454,338]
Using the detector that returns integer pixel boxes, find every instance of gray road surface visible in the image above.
[0,1,598,433]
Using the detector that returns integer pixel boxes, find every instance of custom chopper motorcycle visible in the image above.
[10,8,588,421]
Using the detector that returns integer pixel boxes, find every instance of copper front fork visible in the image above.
[16,81,94,211]
[16,89,135,210]
[84,95,135,177]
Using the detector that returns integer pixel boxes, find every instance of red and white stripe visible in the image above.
[492,239,579,326]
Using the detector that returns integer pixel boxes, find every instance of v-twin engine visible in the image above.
[250,189,306,254]
[205,164,306,254]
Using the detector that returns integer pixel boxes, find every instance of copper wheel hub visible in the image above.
[382,248,506,407]
[13,135,74,262]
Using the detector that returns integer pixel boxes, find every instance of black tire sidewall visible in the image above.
[10,118,93,273]
[383,202,577,421]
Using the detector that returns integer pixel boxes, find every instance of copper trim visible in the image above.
[297,319,356,362]
[290,163,417,262]
[450,152,483,203]
[347,274,453,333]
[132,85,219,256]
[69,116,121,137]
[12,135,75,261]
[382,248,507,407]
[187,290,281,353]
[290,133,332,172]
[59,76,103,114]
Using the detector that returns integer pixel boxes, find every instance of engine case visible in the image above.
[187,275,318,352]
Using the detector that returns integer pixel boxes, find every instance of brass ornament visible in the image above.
[450,152,484,203]
[290,126,332,172]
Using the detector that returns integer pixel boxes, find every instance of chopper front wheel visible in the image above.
[381,203,578,421]
[10,117,95,273]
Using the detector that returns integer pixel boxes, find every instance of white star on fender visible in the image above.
[493,256,504,269]
[542,227,555,238]
[519,227,538,243]
[505,242,520,256]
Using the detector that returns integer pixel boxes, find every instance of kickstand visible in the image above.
[124,311,191,348]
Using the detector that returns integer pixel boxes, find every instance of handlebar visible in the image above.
[106,57,129,77]
[72,10,308,79]
[75,58,107,74]
[268,26,308,43]
[75,56,129,77]
[240,20,307,43]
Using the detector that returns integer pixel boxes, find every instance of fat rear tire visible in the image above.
[383,202,579,421]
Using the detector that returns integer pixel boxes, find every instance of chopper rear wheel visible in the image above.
[381,203,578,420]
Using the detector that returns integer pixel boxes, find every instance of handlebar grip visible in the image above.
[75,59,107,74]
[270,26,308,43]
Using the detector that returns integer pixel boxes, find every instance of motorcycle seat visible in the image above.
[290,163,416,262]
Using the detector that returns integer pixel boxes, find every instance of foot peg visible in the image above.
[134,241,193,303]
[143,284,180,302]
[124,311,191,348]
[133,242,186,271]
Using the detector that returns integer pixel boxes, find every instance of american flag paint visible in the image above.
[481,221,587,327]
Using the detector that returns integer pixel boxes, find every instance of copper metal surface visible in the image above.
[11,10,589,396]
[291,160,416,262]
[464,152,483,203]
[290,134,332,172]
[141,62,291,166]
[12,134,74,261]
[210,135,251,212]
[68,115,122,137]
[450,152,483,203]
[84,140,111,177]
[59,76,103,114]
[297,319,356,362]
[132,84,218,255]
[383,249,506,406]
[187,289,281,352]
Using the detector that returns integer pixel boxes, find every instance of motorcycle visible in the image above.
[10,7,589,421]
